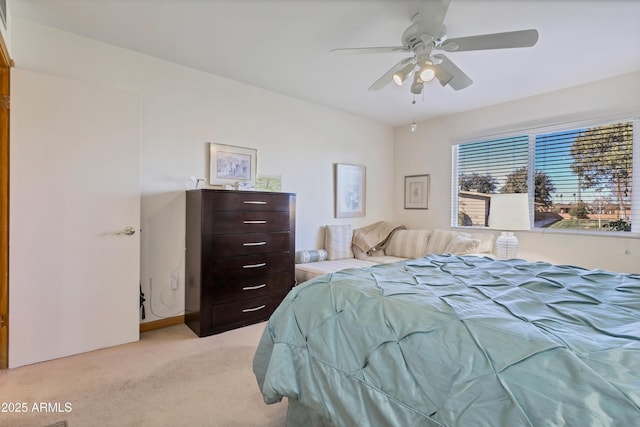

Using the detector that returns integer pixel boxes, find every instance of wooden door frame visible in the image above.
[0,29,13,369]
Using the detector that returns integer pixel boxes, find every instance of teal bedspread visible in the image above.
[253,255,640,426]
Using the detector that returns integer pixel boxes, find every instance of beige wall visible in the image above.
[394,71,640,273]
[10,19,394,330]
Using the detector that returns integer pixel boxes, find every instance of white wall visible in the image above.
[10,18,394,327]
[394,71,640,273]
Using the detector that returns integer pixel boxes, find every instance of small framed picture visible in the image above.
[209,143,257,187]
[405,174,430,209]
[334,163,366,218]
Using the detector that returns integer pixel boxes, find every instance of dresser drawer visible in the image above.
[207,191,291,212]
[211,232,290,256]
[211,272,293,303]
[211,252,291,279]
[210,211,291,234]
[210,292,287,331]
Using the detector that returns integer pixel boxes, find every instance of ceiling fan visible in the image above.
[331,0,538,94]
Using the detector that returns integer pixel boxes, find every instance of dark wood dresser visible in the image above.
[185,189,296,337]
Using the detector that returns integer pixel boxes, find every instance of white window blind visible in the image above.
[453,135,529,227]
[452,119,637,234]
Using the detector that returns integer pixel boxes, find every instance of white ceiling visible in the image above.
[9,0,640,127]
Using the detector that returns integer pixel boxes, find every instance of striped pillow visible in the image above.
[295,249,328,264]
[324,225,354,260]
[385,229,431,259]
[425,229,458,254]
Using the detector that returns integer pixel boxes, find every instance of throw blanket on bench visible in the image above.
[352,221,406,256]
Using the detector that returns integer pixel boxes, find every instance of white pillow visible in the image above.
[324,225,354,260]
[444,235,480,255]
[385,229,431,259]
[457,232,496,254]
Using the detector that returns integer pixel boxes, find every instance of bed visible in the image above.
[253,254,640,426]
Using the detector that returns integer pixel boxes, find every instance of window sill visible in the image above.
[453,226,639,239]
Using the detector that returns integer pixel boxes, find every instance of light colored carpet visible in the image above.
[0,322,287,426]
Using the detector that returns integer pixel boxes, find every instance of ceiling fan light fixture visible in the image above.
[419,67,436,82]
[392,63,415,86]
[417,60,436,82]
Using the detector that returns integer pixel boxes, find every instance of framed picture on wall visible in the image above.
[404,174,430,209]
[334,163,366,218]
[209,143,257,187]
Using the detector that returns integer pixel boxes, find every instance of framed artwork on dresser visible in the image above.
[209,143,257,186]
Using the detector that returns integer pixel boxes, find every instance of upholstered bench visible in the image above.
[295,224,495,283]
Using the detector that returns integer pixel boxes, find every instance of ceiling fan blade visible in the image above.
[331,46,410,55]
[416,0,451,39]
[433,54,472,90]
[440,29,539,52]
[368,57,415,91]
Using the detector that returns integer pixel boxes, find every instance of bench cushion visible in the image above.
[295,258,377,283]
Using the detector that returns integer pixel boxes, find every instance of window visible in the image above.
[452,119,638,234]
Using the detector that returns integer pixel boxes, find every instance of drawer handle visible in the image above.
[243,284,267,291]
[244,220,267,224]
[242,304,266,313]
[243,201,267,205]
[243,241,267,246]
[243,262,266,269]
